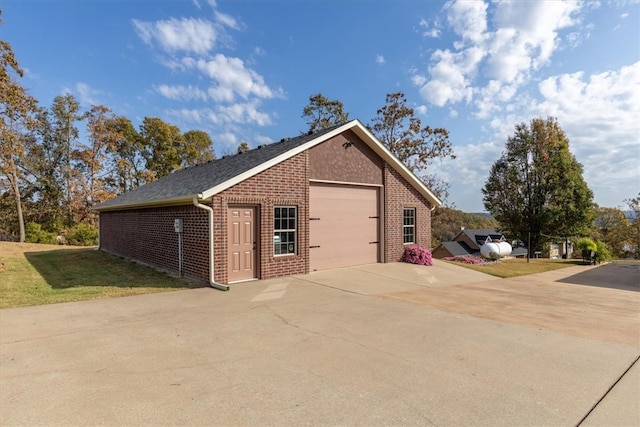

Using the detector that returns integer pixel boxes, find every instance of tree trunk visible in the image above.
[9,161,25,242]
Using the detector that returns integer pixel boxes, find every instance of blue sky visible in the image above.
[2,0,639,212]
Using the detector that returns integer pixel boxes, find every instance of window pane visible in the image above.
[403,208,416,244]
[274,206,297,255]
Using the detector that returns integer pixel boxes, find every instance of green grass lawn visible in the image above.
[0,242,197,308]
[444,257,585,278]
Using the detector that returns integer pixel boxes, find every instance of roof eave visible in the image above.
[93,195,199,212]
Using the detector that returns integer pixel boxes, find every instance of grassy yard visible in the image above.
[444,257,585,278]
[0,242,196,309]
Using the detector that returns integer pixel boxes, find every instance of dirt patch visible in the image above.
[383,271,640,348]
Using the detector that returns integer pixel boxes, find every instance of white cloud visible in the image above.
[132,18,218,54]
[166,108,203,123]
[530,61,640,195]
[166,100,274,128]
[190,54,283,101]
[419,17,441,38]
[216,101,273,126]
[66,82,104,106]
[415,105,428,115]
[376,54,386,65]
[414,0,586,110]
[217,132,238,147]
[418,48,476,106]
[485,1,582,80]
[155,84,208,101]
[133,1,281,141]
[441,61,640,211]
[445,0,488,44]
[214,11,241,30]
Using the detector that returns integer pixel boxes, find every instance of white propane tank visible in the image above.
[480,241,512,259]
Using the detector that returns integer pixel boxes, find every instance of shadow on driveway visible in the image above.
[556,262,639,292]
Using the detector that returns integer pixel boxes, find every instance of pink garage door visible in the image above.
[309,183,380,271]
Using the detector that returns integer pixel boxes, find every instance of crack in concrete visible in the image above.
[576,353,640,426]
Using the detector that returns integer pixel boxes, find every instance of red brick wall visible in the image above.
[99,204,210,284]
[309,130,383,184]
[383,163,433,262]
[99,145,435,285]
[212,152,309,284]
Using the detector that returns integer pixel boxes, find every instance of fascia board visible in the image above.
[93,195,197,212]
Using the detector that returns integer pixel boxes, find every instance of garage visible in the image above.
[309,183,380,271]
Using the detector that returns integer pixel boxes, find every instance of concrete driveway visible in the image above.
[1,261,638,426]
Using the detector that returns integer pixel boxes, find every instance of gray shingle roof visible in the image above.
[458,229,504,248]
[439,241,479,257]
[95,123,344,211]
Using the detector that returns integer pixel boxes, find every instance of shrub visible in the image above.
[443,255,488,265]
[402,245,433,266]
[595,240,612,263]
[66,223,99,246]
[25,222,57,245]
[575,237,597,253]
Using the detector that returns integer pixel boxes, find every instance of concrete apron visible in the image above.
[1,261,638,426]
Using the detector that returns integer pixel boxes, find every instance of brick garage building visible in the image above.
[95,120,441,289]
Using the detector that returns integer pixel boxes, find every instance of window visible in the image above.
[274,206,297,255]
[403,208,416,244]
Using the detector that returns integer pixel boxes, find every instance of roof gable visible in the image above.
[94,120,442,211]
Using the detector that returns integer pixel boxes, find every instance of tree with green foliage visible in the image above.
[369,92,455,202]
[24,108,67,232]
[236,141,250,154]
[50,94,86,228]
[0,11,39,241]
[302,93,349,133]
[182,130,215,166]
[625,193,640,258]
[592,206,631,258]
[482,117,595,256]
[77,105,122,224]
[139,117,184,180]
[102,115,145,193]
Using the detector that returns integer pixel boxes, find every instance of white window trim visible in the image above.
[274,206,297,256]
[403,208,416,245]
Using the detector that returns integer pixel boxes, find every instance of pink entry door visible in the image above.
[228,206,257,282]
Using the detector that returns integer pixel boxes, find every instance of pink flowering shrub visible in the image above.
[402,245,433,266]
[443,255,487,265]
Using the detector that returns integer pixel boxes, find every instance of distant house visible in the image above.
[94,120,441,289]
[547,241,573,259]
[432,228,527,259]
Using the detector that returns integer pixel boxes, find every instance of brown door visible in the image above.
[228,206,257,282]
[309,183,379,271]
